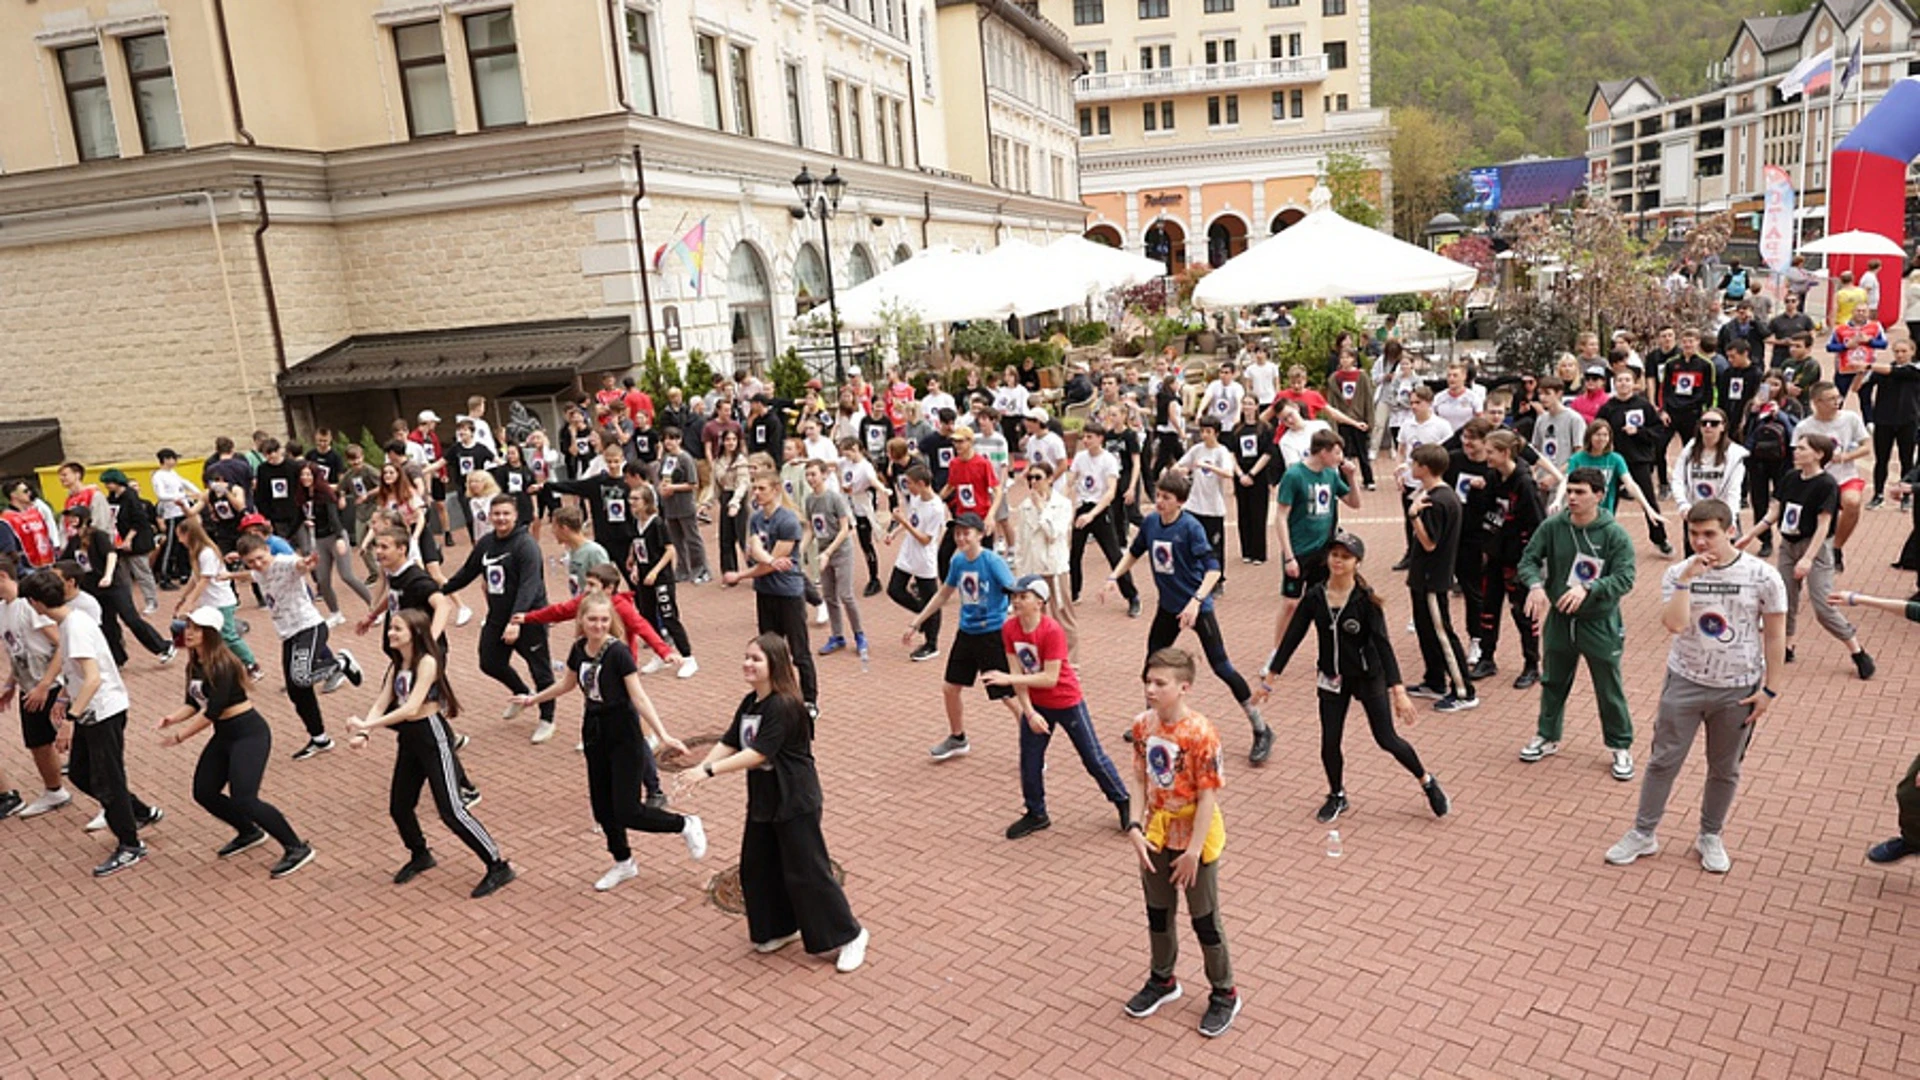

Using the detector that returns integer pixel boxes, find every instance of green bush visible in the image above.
[638,347,679,399]
[1066,322,1109,347]
[770,347,811,400]
[1276,302,1364,384]
[952,322,1018,372]
[1493,295,1580,376]
[1377,293,1426,318]
[681,348,716,395]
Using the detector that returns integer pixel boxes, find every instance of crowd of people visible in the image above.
[3,302,1919,1037]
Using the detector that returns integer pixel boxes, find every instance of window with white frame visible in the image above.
[728,43,755,136]
[624,8,658,116]
[58,42,119,161]
[784,62,805,147]
[124,33,184,152]
[394,22,455,137]
[697,34,724,129]
[826,77,844,155]
[463,10,526,128]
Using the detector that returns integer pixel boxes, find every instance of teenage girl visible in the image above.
[348,607,513,899]
[674,633,867,972]
[1674,407,1749,530]
[489,443,539,541]
[524,431,562,542]
[1568,420,1664,547]
[171,514,257,676]
[301,463,372,615]
[1257,532,1450,826]
[513,593,706,891]
[62,507,172,667]
[156,607,314,878]
[628,481,695,671]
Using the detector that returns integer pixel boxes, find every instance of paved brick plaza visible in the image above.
[3,488,1917,1078]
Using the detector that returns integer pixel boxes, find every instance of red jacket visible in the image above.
[521,590,673,660]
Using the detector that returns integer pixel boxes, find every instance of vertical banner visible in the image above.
[1759,165,1795,273]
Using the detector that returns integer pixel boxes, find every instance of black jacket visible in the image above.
[1268,583,1403,689]
[442,523,547,625]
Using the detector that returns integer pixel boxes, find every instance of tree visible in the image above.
[1323,151,1384,230]
[1389,107,1468,243]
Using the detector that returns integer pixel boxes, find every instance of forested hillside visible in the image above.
[1373,0,1812,163]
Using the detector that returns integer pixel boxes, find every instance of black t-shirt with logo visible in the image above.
[568,637,639,746]
[1409,484,1463,593]
[1772,468,1838,542]
[723,690,822,823]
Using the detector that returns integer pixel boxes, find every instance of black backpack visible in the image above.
[1747,410,1792,462]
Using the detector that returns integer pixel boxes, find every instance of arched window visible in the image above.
[893,243,913,265]
[728,242,775,374]
[1270,208,1305,235]
[1143,220,1185,275]
[794,242,829,314]
[1206,216,1247,268]
[1084,224,1122,248]
[847,244,876,286]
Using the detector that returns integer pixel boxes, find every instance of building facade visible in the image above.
[1035,0,1391,273]
[1585,0,1918,238]
[0,0,1088,463]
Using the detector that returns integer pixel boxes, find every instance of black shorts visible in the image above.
[430,477,448,502]
[417,529,442,566]
[21,693,56,749]
[944,629,1015,698]
[1281,546,1331,599]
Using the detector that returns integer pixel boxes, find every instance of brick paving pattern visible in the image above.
[3,489,1917,1078]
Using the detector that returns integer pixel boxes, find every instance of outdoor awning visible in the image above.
[277,317,632,396]
[0,418,63,476]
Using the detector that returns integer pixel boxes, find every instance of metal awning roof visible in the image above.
[277,317,632,396]
[0,418,63,470]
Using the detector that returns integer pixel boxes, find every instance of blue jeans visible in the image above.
[1020,701,1129,817]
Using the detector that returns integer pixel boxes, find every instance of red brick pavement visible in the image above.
[3,487,1918,1078]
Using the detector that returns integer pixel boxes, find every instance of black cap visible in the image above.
[1327,531,1365,560]
[951,512,987,532]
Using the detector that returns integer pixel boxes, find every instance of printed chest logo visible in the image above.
[1312,484,1332,514]
[1675,373,1697,395]
[842,468,855,490]
[957,485,978,508]
[188,678,206,706]
[741,712,762,748]
[484,554,508,594]
[1082,472,1099,493]
[1696,611,1737,642]
[574,438,591,456]
[1014,641,1042,674]
[938,448,955,468]
[1145,735,1181,789]
[631,539,649,564]
[1568,553,1604,589]
[812,513,832,538]
[959,571,982,606]
[1781,503,1803,533]
[1543,437,1557,460]
[1455,476,1472,500]
[1339,381,1356,399]
[508,474,524,493]
[1625,409,1645,429]
[394,672,412,699]
[1728,378,1745,400]
[581,661,602,702]
[271,479,289,500]
[1151,539,1175,575]
[1240,435,1258,458]
[606,497,627,522]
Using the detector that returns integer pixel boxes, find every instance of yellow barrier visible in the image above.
[36,458,208,505]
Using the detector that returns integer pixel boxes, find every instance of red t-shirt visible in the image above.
[884,383,915,431]
[1276,388,1330,419]
[1002,615,1080,709]
[627,389,654,420]
[944,454,999,517]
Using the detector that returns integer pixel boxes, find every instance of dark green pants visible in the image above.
[1898,751,1920,845]
[1536,611,1633,749]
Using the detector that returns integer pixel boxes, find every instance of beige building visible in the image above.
[1034,0,1390,273]
[0,0,1087,465]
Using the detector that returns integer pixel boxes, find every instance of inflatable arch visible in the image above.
[1828,74,1919,322]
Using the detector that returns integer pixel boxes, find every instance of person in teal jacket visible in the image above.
[1516,467,1641,781]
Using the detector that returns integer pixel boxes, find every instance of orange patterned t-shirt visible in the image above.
[1130,707,1224,853]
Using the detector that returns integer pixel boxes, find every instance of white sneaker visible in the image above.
[594,859,640,892]
[835,927,870,973]
[574,740,585,752]
[142,601,158,616]
[502,700,524,721]
[814,603,829,625]
[754,930,803,954]
[85,810,108,832]
[682,814,708,861]
[677,656,699,679]
[530,719,556,745]
[1605,828,1659,865]
[20,788,71,818]
[640,655,667,676]
[325,612,346,629]
[1695,834,1731,874]
[455,605,474,628]
[1466,639,1483,667]
[1518,737,1561,763]
[1611,748,1635,781]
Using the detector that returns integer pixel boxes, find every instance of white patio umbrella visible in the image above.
[972,238,1092,318]
[1044,234,1167,292]
[811,245,999,330]
[1193,204,1478,308]
[1796,230,1906,257]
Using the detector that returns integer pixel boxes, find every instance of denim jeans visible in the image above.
[1020,700,1129,817]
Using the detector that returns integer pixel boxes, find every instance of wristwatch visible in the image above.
[702,763,715,777]
[1761,686,1778,699]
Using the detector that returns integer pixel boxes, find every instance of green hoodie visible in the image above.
[1516,507,1637,620]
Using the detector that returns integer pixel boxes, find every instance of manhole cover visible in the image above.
[705,859,847,915]
[659,732,724,768]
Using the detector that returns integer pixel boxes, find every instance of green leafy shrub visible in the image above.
[1276,302,1364,383]
[770,347,811,400]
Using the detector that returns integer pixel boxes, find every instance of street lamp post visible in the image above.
[792,165,847,384]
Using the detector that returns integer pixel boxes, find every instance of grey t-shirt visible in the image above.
[805,490,855,565]
[749,506,805,597]
[657,450,699,518]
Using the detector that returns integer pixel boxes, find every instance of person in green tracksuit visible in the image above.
[1515,466,1640,781]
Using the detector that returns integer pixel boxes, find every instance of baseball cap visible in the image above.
[848,365,863,377]
[185,607,225,630]
[418,410,441,423]
[1008,574,1052,603]
[1583,365,1608,380]
[239,512,270,530]
[1326,531,1366,560]
[1026,407,1050,424]
[951,512,986,532]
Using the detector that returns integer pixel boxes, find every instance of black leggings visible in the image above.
[755,592,817,703]
[1477,558,1540,669]
[1146,607,1250,704]
[887,568,940,647]
[637,578,694,656]
[1149,432,1185,488]
[1747,458,1789,529]
[1872,422,1917,498]
[1234,478,1270,562]
[194,710,301,848]
[478,622,555,721]
[390,713,503,866]
[719,500,750,575]
[586,728,684,862]
[1318,684,1425,795]
[854,517,880,585]
[1070,503,1137,602]
[1338,423,1374,486]
[91,578,169,665]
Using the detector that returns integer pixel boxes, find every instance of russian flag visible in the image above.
[1778,49,1834,99]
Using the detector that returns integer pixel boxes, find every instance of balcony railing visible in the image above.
[1074,55,1329,101]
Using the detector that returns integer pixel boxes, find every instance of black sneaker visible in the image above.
[0,790,21,819]
[269,844,316,879]
[1433,692,1479,713]
[1116,803,1132,832]
[1198,989,1243,1037]
[910,642,941,662]
[1512,668,1541,690]
[1759,540,1773,559]
[1122,975,1183,1018]
[291,736,334,761]
[1390,557,1411,572]
[1404,683,1446,700]
[1248,726,1274,766]
[1833,547,1847,573]
[1127,596,1142,619]
[1315,792,1348,824]
[93,843,147,877]
[1467,659,1499,682]
[862,579,882,597]
[217,827,268,858]
[1005,812,1052,839]
[1784,645,1796,664]
[1868,496,1886,511]
[339,649,363,687]
[471,861,516,899]
[1424,776,1451,817]
[1853,649,1876,680]
[140,805,165,828]
[393,851,437,884]
[644,791,668,810]
[1656,540,1674,557]
[460,787,482,809]
[1868,837,1918,863]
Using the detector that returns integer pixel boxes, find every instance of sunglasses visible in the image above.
[1699,419,1724,427]
[1026,474,1047,483]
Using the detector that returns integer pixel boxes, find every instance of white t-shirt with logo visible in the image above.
[252,554,325,639]
[1067,449,1120,508]
[896,494,946,580]
[60,609,129,720]
[1278,420,1333,470]
[198,546,238,609]
[1200,380,1244,423]
[1660,553,1787,689]
[1795,413,1870,483]
[1396,416,1456,489]
[1178,443,1234,518]
[1,597,57,685]
[1245,362,1280,404]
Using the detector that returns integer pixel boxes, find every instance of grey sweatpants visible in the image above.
[665,513,707,581]
[820,547,863,640]
[1776,535,1855,643]
[1634,671,1759,837]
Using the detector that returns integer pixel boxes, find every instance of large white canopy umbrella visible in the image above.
[1045,234,1167,292]
[974,238,1092,317]
[1193,204,1478,308]
[813,245,999,330]
[1796,229,1906,257]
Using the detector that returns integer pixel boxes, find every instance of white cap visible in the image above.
[186,607,224,630]
[418,410,442,423]
[848,365,862,377]
[1026,407,1050,424]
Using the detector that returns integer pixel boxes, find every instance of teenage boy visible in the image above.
[1659,329,1718,462]
[1197,363,1245,428]
[1404,446,1475,710]
[1529,377,1586,507]
[151,450,201,589]
[1473,431,1545,688]
[441,496,556,729]
[251,439,307,548]
[1393,386,1454,569]
[724,471,818,710]
[938,425,1002,577]
[1105,471,1273,764]
[1120,646,1242,1039]
[0,553,73,818]
[1867,339,1920,510]
[837,438,885,596]
[236,534,363,761]
[1274,430,1364,634]
[1326,350,1377,489]
[656,428,708,584]
[20,570,163,876]
[1737,433,1876,679]
[904,512,1023,761]
[1717,341,1760,440]
[305,427,346,485]
[464,395,498,453]
[447,420,496,536]
[545,443,637,582]
[1516,468,1640,779]
[805,460,867,662]
[886,464,947,661]
[984,575,1131,839]
[1066,423,1140,615]
[1176,417,1236,594]
[553,506,609,597]
[1595,369,1673,554]
[1794,381,1872,572]
[409,410,454,548]
[1606,499,1786,874]
[99,469,160,613]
